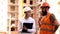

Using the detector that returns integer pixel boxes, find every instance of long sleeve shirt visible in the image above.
[18,17,36,33]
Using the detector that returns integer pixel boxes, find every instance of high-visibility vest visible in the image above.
[39,13,56,34]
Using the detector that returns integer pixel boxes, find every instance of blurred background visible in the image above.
[0,0,60,34]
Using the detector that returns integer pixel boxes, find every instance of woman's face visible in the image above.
[25,10,31,17]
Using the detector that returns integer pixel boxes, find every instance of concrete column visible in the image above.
[26,0,30,6]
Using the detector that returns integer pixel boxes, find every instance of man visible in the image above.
[38,2,59,34]
[18,7,36,34]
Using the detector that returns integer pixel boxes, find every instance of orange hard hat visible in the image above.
[41,2,50,8]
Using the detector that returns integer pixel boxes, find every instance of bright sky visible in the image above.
[0,0,8,32]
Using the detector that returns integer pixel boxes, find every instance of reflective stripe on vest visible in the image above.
[40,28,53,32]
[41,22,57,26]
[40,22,57,32]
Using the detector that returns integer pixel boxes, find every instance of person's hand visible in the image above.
[23,26,28,30]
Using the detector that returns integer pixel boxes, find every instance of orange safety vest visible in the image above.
[39,13,55,34]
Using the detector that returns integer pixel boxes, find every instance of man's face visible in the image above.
[41,6,49,16]
[25,10,31,17]
[42,6,49,12]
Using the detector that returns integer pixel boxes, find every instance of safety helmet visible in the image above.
[24,7,32,13]
[41,2,50,8]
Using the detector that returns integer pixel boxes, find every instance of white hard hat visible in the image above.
[24,7,32,12]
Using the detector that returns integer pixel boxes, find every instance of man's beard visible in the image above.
[41,10,47,16]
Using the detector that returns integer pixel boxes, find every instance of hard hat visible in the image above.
[24,7,32,12]
[41,2,50,8]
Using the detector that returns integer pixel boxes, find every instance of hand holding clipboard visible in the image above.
[22,23,33,32]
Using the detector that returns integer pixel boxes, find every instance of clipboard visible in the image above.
[23,23,33,29]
